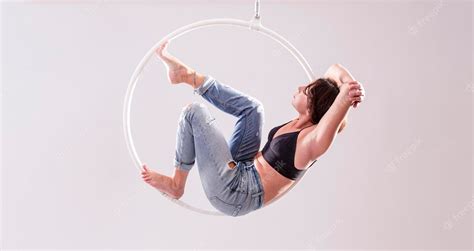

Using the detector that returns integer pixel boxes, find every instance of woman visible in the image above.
[141,41,366,217]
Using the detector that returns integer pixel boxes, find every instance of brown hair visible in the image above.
[303,78,347,134]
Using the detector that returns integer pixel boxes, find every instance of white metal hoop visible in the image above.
[123,17,316,216]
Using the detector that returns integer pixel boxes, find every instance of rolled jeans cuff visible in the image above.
[193,75,215,96]
[174,158,194,172]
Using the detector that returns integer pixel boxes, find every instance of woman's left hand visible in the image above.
[341,80,366,108]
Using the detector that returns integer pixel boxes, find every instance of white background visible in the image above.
[1,0,472,249]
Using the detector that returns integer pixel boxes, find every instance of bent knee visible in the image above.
[241,98,264,116]
[255,100,264,115]
[181,102,214,124]
[182,102,206,115]
[184,102,201,110]
[250,98,263,109]
[249,100,264,120]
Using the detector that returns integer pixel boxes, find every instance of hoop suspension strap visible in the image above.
[255,0,261,19]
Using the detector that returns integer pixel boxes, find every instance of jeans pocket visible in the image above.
[225,168,248,194]
[210,196,242,217]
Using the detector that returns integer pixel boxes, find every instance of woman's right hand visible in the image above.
[339,80,366,108]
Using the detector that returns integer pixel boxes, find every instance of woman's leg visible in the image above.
[156,41,264,164]
[193,75,264,163]
[174,102,264,216]
[173,102,235,197]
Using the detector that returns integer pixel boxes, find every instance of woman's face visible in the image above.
[291,85,310,115]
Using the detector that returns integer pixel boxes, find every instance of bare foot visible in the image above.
[156,41,194,85]
[141,164,182,199]
[141,165,162,190]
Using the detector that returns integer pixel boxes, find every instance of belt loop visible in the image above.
[251,190,263,198]
[244,160,252,168]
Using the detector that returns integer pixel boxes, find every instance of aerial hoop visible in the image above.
[123,16,316,216]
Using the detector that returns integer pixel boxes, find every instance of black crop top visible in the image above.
[261,120,317,180]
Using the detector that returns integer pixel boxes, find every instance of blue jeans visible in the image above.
[173,75,265,217]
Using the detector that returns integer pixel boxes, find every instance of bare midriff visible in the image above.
[253,151,296,206]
